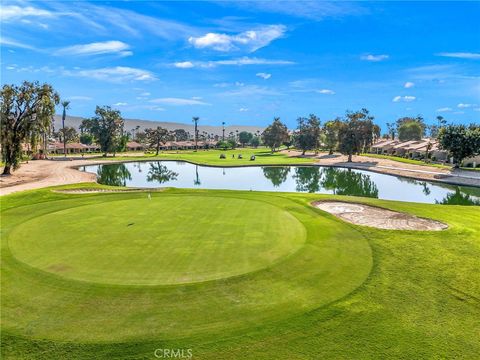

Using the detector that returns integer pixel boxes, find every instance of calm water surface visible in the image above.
[80,161,480,205]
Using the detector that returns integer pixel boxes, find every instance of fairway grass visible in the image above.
[1,186,479,359]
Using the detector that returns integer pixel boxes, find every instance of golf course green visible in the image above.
[9,195,306,285]
[1,185,479,359]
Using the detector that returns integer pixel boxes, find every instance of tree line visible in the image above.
[262,109,381,162]
[1,81,479,175]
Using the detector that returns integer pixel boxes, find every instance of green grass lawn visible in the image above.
[1,185,479,359]
[53,147,315,166]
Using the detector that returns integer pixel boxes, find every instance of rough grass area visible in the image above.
[1,186,479,359]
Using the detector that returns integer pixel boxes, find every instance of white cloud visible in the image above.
[0,37,37,50]
[316,89,335,95]
[173,61,194,68]
[436,52,480,60]
[150,98,210,106]
[393,95,416,102]
[55,40,132,57]
[0,5,54,21]
[436,107,452,112]
[361,54,389,62]
[213,57,294,66]
[67,96,92,101]
[221,85,283,97]
[70,66,156,82]
[404,82,415,88]
[256,72,271,80]
[188,25,286,52]
[458,103,475,108]
[113,102,128,106]
[239,108,249,112]
[230,1,367,21]
[173,57,294,68]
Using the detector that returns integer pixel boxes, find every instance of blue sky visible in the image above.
[1,1,479,130]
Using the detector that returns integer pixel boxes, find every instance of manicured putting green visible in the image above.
[8,195,306,285]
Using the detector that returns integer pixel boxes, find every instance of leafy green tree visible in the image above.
[396,116,426,141]
[249,136,260,148]
[145,126,170,155]
[1,81,59,174]
[172,128,189,141]
[55,126,78,143]
[88,106,124,157]
[398,121,423,141]
[338,109,375,162]
[238,131,253,147]
[262,117,290,153]
[438,124,480,167]
[293,166,321,193]
[323,118,342,154]
[227,138,237,149]
[116,134,129,152]
[79,118,95,134]
[262,166,291,187]
[146,162,178,184]
[96,164,131,186]
[80,133,94,145]
[294,114,321,155]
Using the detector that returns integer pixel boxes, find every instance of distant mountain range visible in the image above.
[53,115,265,137]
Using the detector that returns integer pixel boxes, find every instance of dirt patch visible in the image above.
[313,201,447,231]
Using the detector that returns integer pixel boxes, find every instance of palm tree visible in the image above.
[192,116,199,151]
[222,121,226,141]
[61,100,70,157]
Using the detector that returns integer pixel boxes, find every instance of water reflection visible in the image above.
[83,161,480,205]
[97,164,132,187]
[436,189,480,206]
[320,167,379,198]
[294,167,321,193]
[262,167,291,187]
[146,162,178,184]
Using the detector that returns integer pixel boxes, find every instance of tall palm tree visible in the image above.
[222,121,226,141]
[61,100,70,157]
[192,116,199,151]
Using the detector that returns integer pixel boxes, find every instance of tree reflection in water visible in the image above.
[262,167,291,187]
[293,167,321,193]
[96,164,132,186]
[146,162,178,184]
[320,167,379,198]
[193,165,201,186]
[436,188,480,206]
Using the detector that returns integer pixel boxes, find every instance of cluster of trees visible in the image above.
[386,115,447,141]
[1,81,59,174]
[261,109,380,162]
[438,124,480,167]
[1,80,479,175]
[384,115,480,167]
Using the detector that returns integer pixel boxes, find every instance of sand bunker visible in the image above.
[314,201,447,231]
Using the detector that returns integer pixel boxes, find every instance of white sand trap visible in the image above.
[314,201,447,231]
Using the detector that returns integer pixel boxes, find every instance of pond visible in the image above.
[80,161,480,205]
